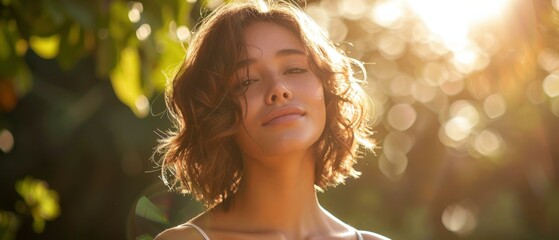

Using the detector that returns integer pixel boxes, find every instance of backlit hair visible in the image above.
[157,0,374,208]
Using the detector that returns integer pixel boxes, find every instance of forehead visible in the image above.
[242,21,306,57]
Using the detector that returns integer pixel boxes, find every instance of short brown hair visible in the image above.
[157,0,374,208]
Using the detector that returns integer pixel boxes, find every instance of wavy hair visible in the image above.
[157,0,374,208]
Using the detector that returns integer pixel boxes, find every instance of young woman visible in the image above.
[156,0,388,239]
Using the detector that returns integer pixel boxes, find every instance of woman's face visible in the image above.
[232,22,326,159]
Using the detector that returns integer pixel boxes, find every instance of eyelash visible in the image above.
[234,78,257,93]
[241,79,258,87]
[236,67,308,92]
[285,67,307,74]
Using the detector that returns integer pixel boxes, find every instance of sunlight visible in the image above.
[370,1,405,28]
[405,0,512,51]
[442,100,480,143]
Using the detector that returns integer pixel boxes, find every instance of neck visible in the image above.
[227,150,326,233]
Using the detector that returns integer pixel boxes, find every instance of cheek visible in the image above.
[311,80,325,108]
[239,94,258,123]
[308,81,327,127]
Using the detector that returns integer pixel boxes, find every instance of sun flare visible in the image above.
[405,0,512,50]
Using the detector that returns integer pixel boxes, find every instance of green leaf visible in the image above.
[0,22,20,78]
[109,1,133,43]
[135,196,169,224]
[110,46,147,117]
[151,28,185,91]
[29,35,60,59]
[14,177,60,234]
[57,23,93,69]
[96,36,117,78]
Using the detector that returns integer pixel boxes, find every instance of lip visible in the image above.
[262,106,306,126]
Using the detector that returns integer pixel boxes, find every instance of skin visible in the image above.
[156,22,388,240]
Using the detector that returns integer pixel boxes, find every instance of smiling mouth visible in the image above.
[262,107,306,126]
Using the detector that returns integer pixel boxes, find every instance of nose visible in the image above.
[266,79,292,105]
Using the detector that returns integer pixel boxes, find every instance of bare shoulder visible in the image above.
[360,230,391,240]
[155,224,206,240]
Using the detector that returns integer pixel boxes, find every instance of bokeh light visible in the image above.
[472,129,504,158]
[134,95,150,118]
[440,100,480,146]
[406,0,511,51]
[411,81,437,103]
[543,73,559,98]
[377,31,406,60]
[369,1,405,29]
[339,0,368,20]
[378,152,408,181]
[136,24,151,41]
[176,26,191,42]
[128,2,143,24]
[386,103,417,131]
[383,130,415,154]
[440,78,465,96]
[483,93,507,119]
[0,129,14,153]
[442,201,478,236]
[537,48,559,73]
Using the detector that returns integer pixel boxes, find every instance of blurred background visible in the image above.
[1,0,558,239]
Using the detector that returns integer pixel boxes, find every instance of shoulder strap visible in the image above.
[355,229,364,240]
[182,223,211,240]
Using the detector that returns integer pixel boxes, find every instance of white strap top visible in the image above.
[183,223,211,240]
[182,223,364,240]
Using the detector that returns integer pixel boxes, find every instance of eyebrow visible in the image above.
[235,48,306,70]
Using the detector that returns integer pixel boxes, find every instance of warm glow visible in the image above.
[443,101,480,142]
[370,1,405,28]
[406,0,511,50]
[452,48,479,74]
[444,116,473,141]
[340,0,368,20]
[377,31,406,59]
[411,81,437,103]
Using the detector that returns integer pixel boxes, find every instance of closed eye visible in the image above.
[241,79,258,87]
[235,78,258,93]
[284,68,307,75]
